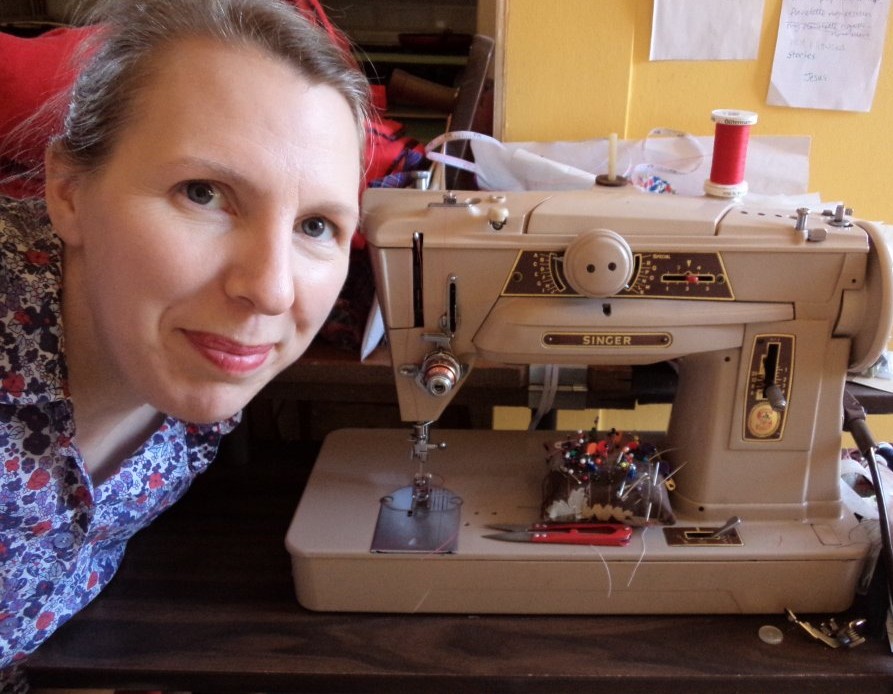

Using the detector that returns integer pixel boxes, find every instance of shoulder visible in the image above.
[143,413,243,474]
[0,195,60,259]
[0,195,51,225]
[0,195,62,284]
[181,413,243,465]
[0,195,66,405]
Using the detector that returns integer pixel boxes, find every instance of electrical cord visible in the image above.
[843,388,893,629]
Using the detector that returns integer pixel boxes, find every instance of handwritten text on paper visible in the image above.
[767,0,890,112]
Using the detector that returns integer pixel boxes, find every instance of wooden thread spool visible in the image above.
[704,109,758,199]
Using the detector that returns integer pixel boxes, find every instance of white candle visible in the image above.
[608,132,618,181]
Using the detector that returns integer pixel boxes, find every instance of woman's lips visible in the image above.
[184,330,273,375]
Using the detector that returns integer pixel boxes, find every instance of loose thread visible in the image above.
[588,545,614,599]
[627,526,649,588]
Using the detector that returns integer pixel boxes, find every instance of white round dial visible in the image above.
[562,229,634,298]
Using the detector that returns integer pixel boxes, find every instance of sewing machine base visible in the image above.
[286,428,869,615]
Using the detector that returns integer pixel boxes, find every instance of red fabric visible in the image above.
[290,0,352,54]
[0,26,97,173]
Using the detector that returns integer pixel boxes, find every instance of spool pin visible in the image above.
[704,109,757,199]
[596,132,628,187]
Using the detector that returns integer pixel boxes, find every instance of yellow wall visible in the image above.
[500,0,893,223]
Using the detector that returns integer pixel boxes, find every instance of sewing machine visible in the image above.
[286,187,892,614]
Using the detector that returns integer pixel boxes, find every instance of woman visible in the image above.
[0,0,370,689]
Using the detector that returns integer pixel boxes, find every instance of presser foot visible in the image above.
[786,608,867,648]
[371,477,463,554]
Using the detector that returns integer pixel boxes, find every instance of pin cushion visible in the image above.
[541,429,676,526]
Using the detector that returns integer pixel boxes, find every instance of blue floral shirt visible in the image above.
[0,197,239,691]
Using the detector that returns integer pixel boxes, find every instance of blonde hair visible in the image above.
[53,0,370,174]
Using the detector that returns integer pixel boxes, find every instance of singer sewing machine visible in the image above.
[286,187,892,614]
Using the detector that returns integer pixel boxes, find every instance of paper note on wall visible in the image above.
[767,0,891,111]
[650,0,765,60]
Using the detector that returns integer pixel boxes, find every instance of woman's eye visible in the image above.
[299,216,335,240]
[183,181,222,208]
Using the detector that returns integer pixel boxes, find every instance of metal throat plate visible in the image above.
[371,485,462,554]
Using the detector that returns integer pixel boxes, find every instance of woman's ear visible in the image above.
[44,144,85,247]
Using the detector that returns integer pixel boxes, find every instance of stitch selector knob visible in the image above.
[562,229,634,298]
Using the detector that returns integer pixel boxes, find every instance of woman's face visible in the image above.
[48,38,362,423]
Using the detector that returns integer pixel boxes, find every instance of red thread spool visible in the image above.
[704,109,758,199]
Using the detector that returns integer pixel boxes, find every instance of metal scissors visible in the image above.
[483,522,633,546]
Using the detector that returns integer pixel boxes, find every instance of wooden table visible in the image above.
[26,437,893,693]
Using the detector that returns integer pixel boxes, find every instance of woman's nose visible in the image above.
[224,220,296,315]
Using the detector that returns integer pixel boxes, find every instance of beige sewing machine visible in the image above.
[286,187,893,614]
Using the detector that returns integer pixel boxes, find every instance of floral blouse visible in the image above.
[0,197,239,692]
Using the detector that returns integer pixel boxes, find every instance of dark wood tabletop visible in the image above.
[25,433,893,694]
